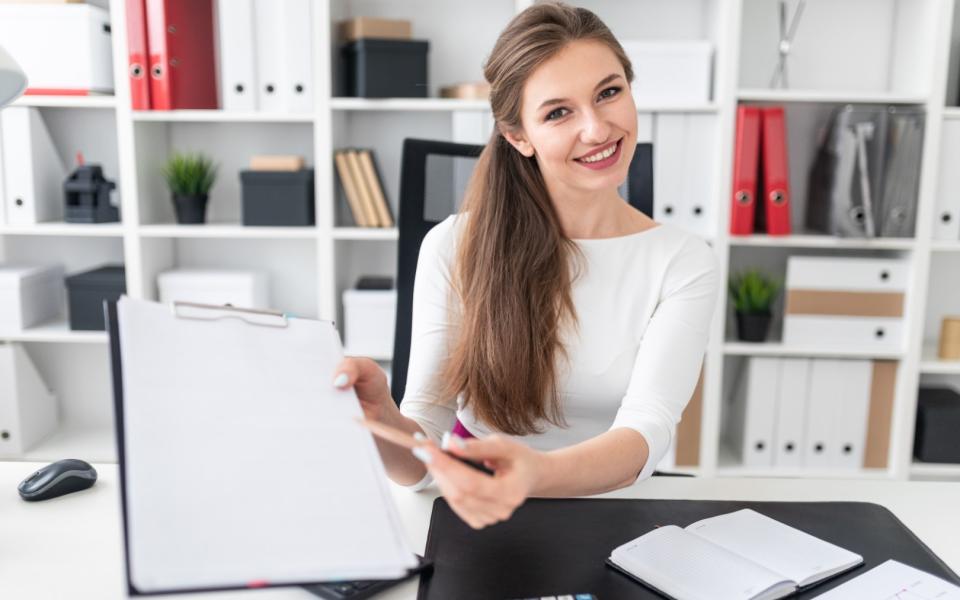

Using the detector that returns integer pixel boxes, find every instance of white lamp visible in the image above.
[0,45,27,107]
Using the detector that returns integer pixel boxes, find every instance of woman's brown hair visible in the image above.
[437,1,635,435]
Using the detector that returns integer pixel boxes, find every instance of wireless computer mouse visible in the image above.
[18,459,97,501]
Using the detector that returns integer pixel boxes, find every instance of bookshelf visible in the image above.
[2,0,959,482]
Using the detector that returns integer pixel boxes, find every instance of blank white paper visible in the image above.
[118,298,415,592]
[813,559,960,599]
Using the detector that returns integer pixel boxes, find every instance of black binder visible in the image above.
[418,498,959,600]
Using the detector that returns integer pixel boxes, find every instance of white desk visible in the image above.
[3,461,959,600]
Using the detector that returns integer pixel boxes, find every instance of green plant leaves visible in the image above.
[728,269,781,314]
[161,152,218,196]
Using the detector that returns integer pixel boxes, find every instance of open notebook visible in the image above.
[606,508,863,600]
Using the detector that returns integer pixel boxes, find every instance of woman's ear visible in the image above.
[500,125,535,158]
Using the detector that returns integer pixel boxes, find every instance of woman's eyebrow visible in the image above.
[536,73,623,111]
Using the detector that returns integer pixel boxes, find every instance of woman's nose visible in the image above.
[579,108,611,144]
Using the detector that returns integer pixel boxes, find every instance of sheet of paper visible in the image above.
[686,509,863,587]
[813,560,960,599]
[610,525,794,600]
[118,298,415,592]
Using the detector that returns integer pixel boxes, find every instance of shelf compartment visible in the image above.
[723,342,904,361]
[330,98,490,112]
[0,223,125,237]
[133,110,314,123]
[332,227,398,241]
[737,89,928,105]
[0,320,107,344]
[11,95,116,109]
[18,424,117,464]
[138,224,317,239]
[728,234,916,250]
[920,344,960,374]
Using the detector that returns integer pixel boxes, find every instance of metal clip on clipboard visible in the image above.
[170,301,289,328]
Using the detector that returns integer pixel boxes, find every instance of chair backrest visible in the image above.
[391,138,653,404]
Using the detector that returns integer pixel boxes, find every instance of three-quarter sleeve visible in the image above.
[610,236,720,482]
[398,217,461,449]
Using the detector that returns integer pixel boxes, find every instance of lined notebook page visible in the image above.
[686,509,863,587]
[119,298,416,592]
[814,560,960,599]
[610,525,795,600]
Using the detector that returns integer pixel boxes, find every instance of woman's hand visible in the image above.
[333,357,397,423]
[413,433,549,530]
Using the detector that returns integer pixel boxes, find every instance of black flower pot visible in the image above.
[173,193,208,224]
[736,311,772,342]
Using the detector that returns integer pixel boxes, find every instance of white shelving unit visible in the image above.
[3,0,960,481]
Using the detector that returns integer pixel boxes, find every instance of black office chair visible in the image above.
[390,138,654,404]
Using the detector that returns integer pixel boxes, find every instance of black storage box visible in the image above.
[240,169,315,227]
[914,386,960,463]
[65,265,126,331]
[341,39,429,98]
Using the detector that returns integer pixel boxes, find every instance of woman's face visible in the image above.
[505,39,637,198]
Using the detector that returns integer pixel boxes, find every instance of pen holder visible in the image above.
[938,316,960,360]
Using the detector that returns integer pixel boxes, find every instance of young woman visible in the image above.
[333,1,719,530]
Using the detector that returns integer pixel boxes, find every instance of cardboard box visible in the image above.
[339,17,411,43]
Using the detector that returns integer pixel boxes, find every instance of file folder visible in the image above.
[253,0,284,112]
[730,105,760,235]
[0,342,58,457]
[125,0,151,110]
[653,113,715,237]
[773,358,808,468]
[145,0,218,110]
[1,107,67,225]
[760,106,791,235]
[934,119,960,240]
[833,359,872,469]
[216,0,257,111]
[729,357,778,468]
[878,107,923,238]
[280,0,313,113]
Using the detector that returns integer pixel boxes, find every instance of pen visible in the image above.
[356,418,495,476]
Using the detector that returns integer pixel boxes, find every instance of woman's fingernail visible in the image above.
[450,435,466,450]
[333,373,349,388]
[412,447,433,464]
[441,431,451,450]
[413,432,427,442]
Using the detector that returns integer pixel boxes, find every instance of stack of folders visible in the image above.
[124,0,218,110]
[0,107,68,226]
[727,356,896,469]
[729,105,791,236]
[650,112,717,239]
[607,509,863,600]
[334,149,395,228]
[806,105,924,238]
[782,256,907,353]
[125,0,314,112]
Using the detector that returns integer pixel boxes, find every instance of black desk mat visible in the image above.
[418,498,959,600]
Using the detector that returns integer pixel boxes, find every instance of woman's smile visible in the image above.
[574,137,623,170]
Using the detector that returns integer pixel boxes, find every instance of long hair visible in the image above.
[437,1,635,435]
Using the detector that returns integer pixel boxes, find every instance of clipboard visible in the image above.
[105,297,416,596]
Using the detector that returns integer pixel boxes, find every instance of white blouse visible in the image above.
[398,214,720,486]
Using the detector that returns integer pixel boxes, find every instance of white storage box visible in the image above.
[157,269,269,309]
[0,264,64,334]
[0,4,114,94]
[343,290,396,359]
[786,257,908,292]
[783,256,907,352]
[783,316,903,352]
[620,41,712,104]
[0,343,58,457]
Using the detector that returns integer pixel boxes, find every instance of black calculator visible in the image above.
[302,555,432,600]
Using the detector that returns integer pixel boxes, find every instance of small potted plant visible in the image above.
[729,269,781,342]
[161,152,218,224]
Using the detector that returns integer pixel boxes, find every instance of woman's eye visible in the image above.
[599,86,621,101]
[546,107,569,121]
